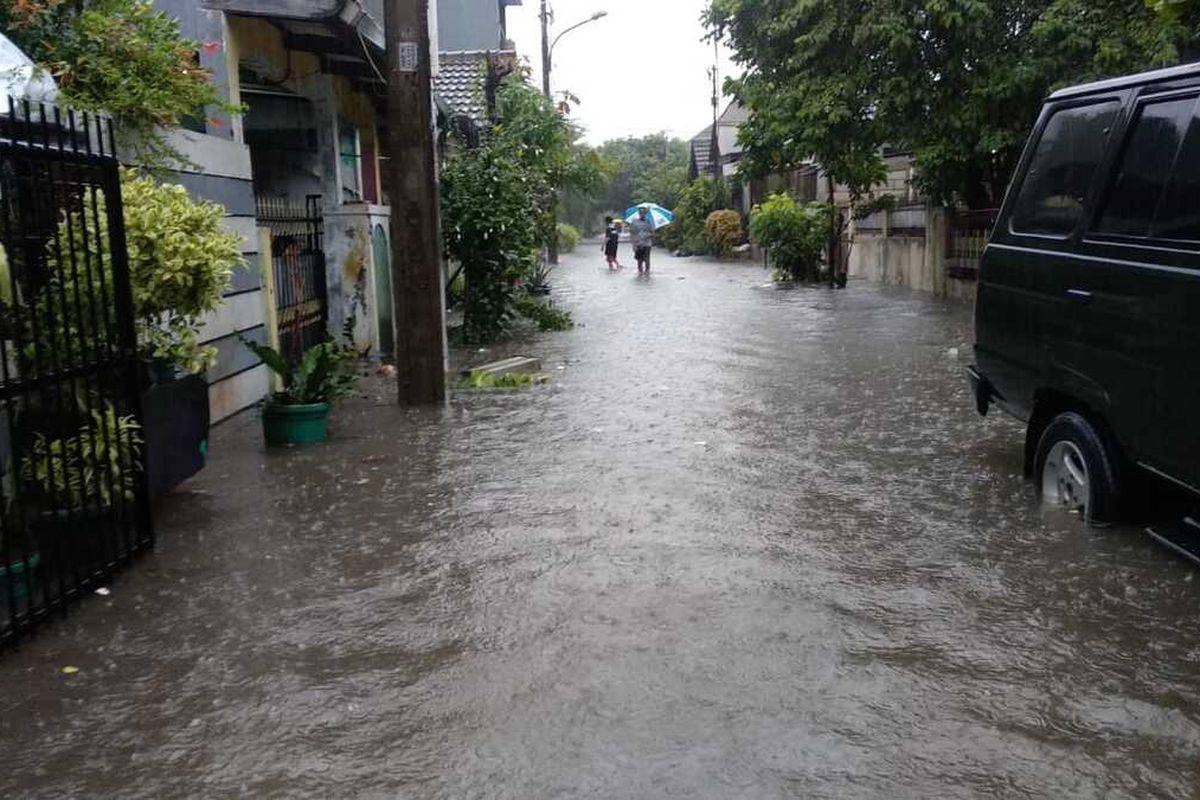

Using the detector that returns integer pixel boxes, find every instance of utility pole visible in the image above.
[540,0,552,100]
[539,0,559,265]
[709,38,721,183]
[386,0,447,404]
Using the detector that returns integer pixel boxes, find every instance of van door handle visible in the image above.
[1066,289,1093,304]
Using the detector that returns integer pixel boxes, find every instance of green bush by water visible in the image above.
[705,210,744,258]
[512,294,574,332]
[557,223,582,254]
[750,194,831,282]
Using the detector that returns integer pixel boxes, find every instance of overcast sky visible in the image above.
[504,0,737,146]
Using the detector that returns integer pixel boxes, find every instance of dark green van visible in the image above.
[970,62,1200,525]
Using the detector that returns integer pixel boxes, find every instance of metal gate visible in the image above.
[256,195,328,364]
[0,102,152,645]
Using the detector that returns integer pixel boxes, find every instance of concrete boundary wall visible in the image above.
[847,205,978,304]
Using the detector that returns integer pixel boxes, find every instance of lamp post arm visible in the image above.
[550,13,608,58]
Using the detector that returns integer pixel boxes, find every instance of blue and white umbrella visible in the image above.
[624,203,674,229]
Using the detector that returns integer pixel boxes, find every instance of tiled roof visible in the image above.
[434,50,517,124]
[689,124,715,178]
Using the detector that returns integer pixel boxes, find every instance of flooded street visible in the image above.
[2,250,1200,798]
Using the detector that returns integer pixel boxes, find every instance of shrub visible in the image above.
[749,194,832,282]
[20,405,142,510]
[38,169,242,373]
[441,137,539,343]
[704,210,743,258]
[671,177,727,254]
[512,294,573,331]
[556,223,582,253]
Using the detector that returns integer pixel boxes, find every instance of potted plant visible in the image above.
[19,406,143,575]
[0,491,39,612]
[241,340,357,446]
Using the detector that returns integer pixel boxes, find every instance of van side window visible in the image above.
[1152,104,1200,242]
[1093,95,1200,242]
[1010,102,1120,237]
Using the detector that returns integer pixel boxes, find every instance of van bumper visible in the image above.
[966,365,997,416]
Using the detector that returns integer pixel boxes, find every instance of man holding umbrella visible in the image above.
[629,206,655,274]
[627,205,658,274]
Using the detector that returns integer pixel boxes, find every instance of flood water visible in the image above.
[2,250,1199,798]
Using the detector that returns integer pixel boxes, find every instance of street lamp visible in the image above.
[540,8,609,100]
[539,6,608,264]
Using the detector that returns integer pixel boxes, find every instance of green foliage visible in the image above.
[562,134,690,234]
[442,75,592,343]
[461,371,548,390]
[242,339,358,406]
[20,405,143,510]
[493,74,606,256]
[704,210,744,258]
[39,169,242,374]
[709,0,1199,208]
[441,132,538,343]
[511,293,574,332]
[749,194,831,282]
[2,0,241,169]
[556,223,582,254]
[666,177,727,254]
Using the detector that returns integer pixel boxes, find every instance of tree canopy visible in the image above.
[562,133,690,234]
[2,0,238,167]
[442,74,603,342]
[708,0,1200,208]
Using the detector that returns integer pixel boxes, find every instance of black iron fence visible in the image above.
[0,102,152,646]
[256,195,328,365]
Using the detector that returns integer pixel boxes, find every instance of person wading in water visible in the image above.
[629,206,656,275]
[603,215,623,270]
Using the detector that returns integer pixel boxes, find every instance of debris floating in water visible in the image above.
[61,666,79,675]
[94,587,110,596]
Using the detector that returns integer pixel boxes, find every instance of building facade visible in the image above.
[145,0,515,422]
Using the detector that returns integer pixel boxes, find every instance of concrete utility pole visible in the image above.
[539,0,558,265]
[386,0,447,405]
[540,0,552,100]
[709,38,721,183]
[539,5,607,266]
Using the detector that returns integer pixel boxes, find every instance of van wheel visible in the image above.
[1034,412,1121,525]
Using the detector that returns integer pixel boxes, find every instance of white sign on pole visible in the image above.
[397,42,420,73]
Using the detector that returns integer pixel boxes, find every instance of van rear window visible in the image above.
[1094,94,1200,243]
[1010,101,1120,237]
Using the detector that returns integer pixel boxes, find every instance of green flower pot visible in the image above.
[262,402,331,446]
[0,552,41,602]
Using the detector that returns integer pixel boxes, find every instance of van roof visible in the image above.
[1050,62,1200,100]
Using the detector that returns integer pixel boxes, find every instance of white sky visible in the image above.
[504,0,737,145]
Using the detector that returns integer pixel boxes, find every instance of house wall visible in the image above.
[229,16,389,358]
[437,0,503,51]
[133,3,269,422]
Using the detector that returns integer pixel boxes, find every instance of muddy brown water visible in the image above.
[1,251,1199,798]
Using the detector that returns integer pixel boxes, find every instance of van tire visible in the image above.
[1034,412,1122,525]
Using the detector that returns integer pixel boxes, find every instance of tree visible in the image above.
[562,134,690,234]
[1,0,239,168]
[442,75,601,343]
[490,74,608,257]
[708,0,1198,209]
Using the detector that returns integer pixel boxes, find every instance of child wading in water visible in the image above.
[603,216,623,270]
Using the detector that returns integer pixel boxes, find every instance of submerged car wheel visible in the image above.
[1034,412,1121,525]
